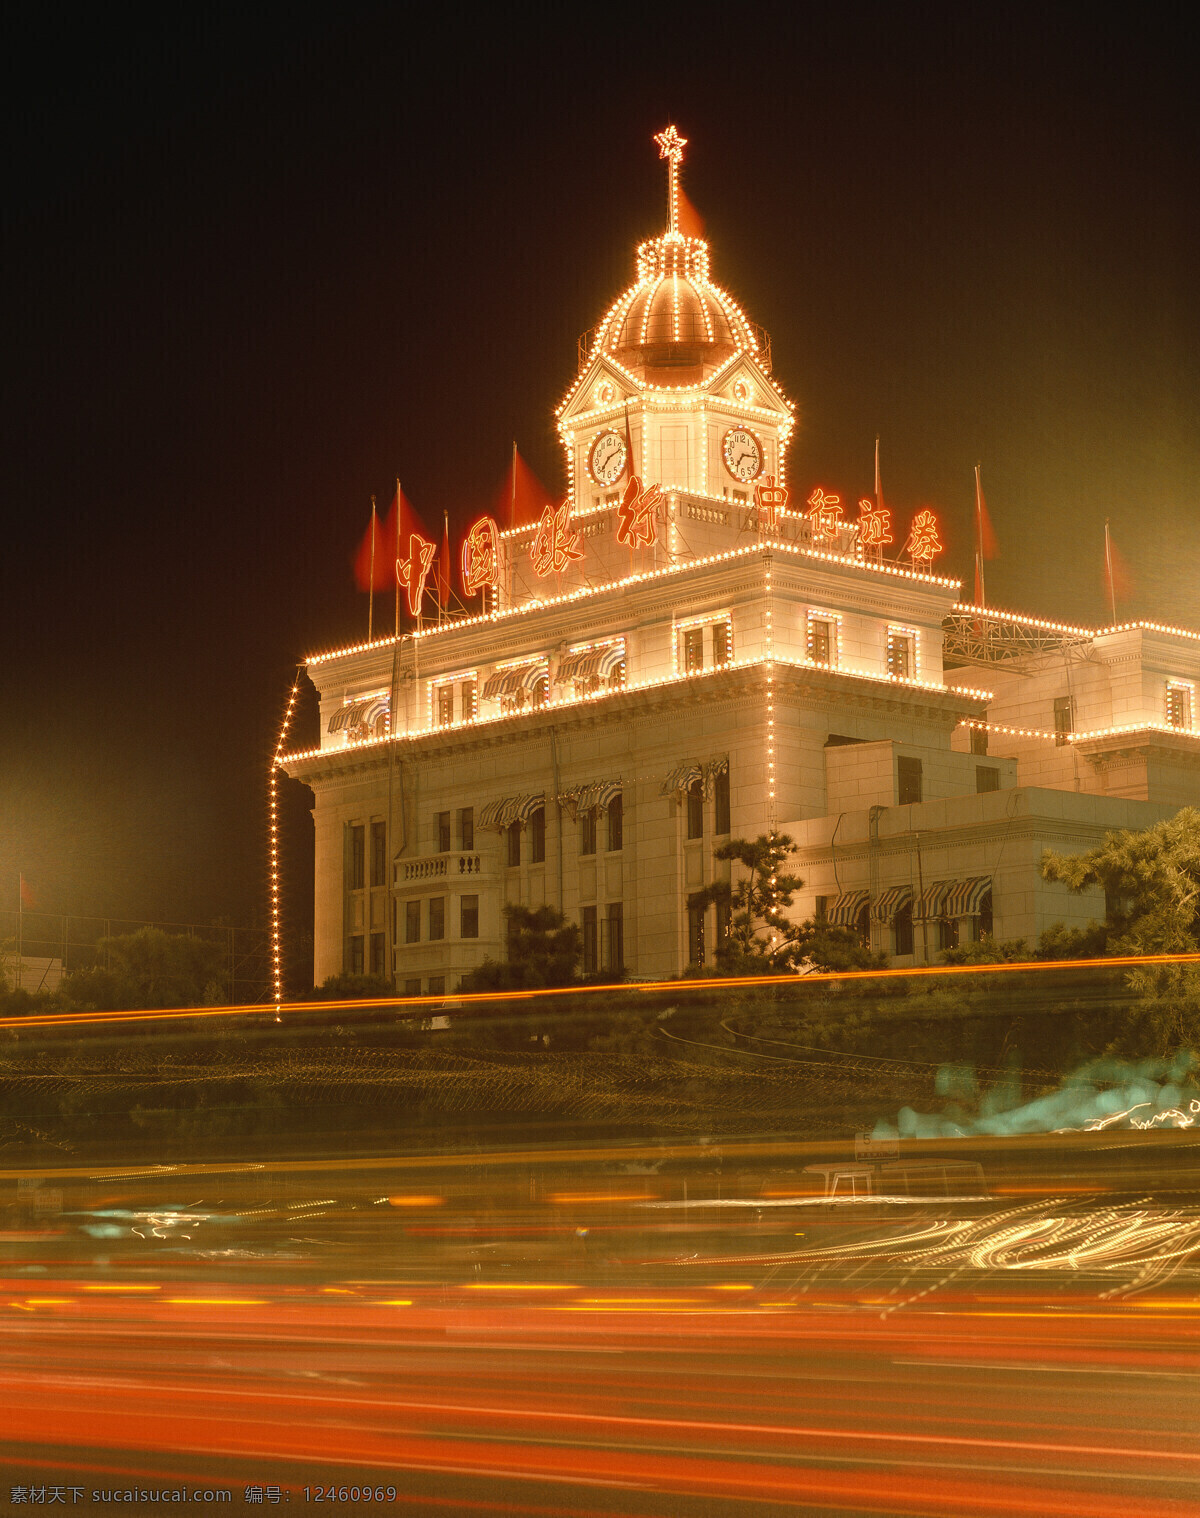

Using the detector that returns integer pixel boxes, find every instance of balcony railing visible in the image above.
[397,853,489,885]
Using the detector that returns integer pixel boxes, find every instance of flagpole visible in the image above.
[394,479,402,645]
[1105,518,1117,625]
[975,464,986,607]
[510,442,517,533]
[873,435,883,562]
[368,496,377,642]
[17,876,23,992]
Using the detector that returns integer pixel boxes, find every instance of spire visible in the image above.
[654,124,687,237]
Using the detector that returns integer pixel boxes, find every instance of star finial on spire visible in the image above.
[653,125,688,237]
[654,124,687,165]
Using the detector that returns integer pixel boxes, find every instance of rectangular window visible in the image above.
[979,890,994,939]
[459,806,474,851]
[581,807,597,856]
[348,934,364,974]
[427,975,446,997]
[712,621,730,666]
[975,765,1000,794]
[815,895,828,922]
[687,896,705,966]
[809,618,833,665]
[405,900,420,943]
[1053,695,1074,747]
[370,820,387,886]
[1166,683,1193,729]
[893,904,914,956]
[606,793,623,852]
[897,755,923,806]
[605,902,624,973]
[683,627,704,673]
[369,931,385,976]
[349,824,365,890]
[970,726,989,756]
[460,894,479,939]
[461,679,477,721]
[715,899,730,948]
[437,684,453,726]
[582,905,598,975]
[404,978,421,996]
[686,778,704,839]
[436,811,451,853]
[530,806,546,863]
[428,897,445,941]
[938,917,959,952]
[506,820,521,868]
[887,631,914,680]
[714,767,730,834]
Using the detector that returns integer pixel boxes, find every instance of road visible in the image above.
[2,1145,1198,1515]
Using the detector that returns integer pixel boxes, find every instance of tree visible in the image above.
[693,831,807,970]
[1042,808,1200,1048]
[457,904,581,992]
[62,928,227,1010]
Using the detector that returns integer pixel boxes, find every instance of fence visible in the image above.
[0,910,271,1004]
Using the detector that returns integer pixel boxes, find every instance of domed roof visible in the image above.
[587,233,767,386]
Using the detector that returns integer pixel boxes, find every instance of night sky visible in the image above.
[4,9,1198,949]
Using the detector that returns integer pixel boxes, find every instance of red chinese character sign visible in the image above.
[856,497,893,551]
[615,476,664,550]
[461,515,500,597]
[754,475,788,530]
[530,502,584,577]
[396,532,437,617]
[806,487,843,540]
[905,508,943,568]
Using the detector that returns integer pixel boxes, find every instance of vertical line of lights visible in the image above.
[270,672,302,1015]
[764,551,777,948]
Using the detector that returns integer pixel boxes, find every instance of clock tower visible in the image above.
[557,126,794,515]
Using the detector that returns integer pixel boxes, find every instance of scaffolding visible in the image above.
[942,610,1093,668]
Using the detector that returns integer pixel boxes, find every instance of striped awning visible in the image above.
[555,641,626,685]
[328,693,390,736]
[478,792,544,830]
[871,884,913,922]
[944,876,993,917]
[481,662,548,700]
[707,755,729,782]
[914,881,953,921]
[660,761,703,796]
[827,888,870,927]
[558,779,622,819]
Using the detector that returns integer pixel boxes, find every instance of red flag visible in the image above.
[1104,521,1133,622]
[353,501,390,591]
[975,466,998,559]
[381,480,428,552]
[438,512,451,611]
[677,185,705,239]
[19,875,35,909]
[491,449,553,531]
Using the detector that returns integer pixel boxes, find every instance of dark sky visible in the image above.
[4,7,1198,939]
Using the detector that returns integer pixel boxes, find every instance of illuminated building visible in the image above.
[278,131,1200,988]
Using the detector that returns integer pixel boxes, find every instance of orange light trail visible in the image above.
[5,952,1198,1032]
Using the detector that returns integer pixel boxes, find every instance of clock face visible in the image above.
[588,429,627,486]
[723,427,764,483]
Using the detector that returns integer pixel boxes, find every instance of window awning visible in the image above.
[558,779,622,819]
[828,888,870,927]
[871,884,913,922]
[328,693,390,736]
[914,881,953,921]
[944,876,993,917]
[478,792,545,830]
[555,641,626,685]
[481,662,547,700]
[660,761,703,796]
[707,755,729,782]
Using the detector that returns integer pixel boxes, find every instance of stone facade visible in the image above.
[278,149,1200,991]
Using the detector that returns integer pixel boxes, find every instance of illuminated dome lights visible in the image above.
[586,234,764,386]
